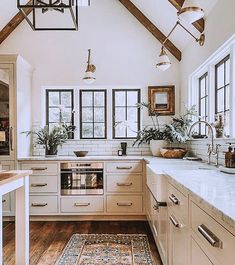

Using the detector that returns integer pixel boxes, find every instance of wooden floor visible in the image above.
[3,221,162,265]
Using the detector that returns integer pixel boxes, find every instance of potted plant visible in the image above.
[133,102,168,156]
[24,124,74,156]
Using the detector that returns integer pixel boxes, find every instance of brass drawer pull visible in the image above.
[117,202,132,207]
[116,166,132,170]
[169,194,179,205]
[31,167,48,171]
[74,203,90,207]
[169,215,182,228]
[116,182,133,187]
[31,183,48,187]
[198,224,222,248]
[2,199,6,203]
[31,203,48,207]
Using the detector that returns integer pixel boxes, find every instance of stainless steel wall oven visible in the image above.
[61,162,103,195]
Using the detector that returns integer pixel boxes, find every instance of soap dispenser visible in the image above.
[232,148,235,168]
[225,143,233,168]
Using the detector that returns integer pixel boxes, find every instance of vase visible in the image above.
[150,140,168,157]
[45,147,58,157]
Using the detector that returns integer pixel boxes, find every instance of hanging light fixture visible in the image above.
[83,49,96,84]
[178,0,204,24]
[156,21,205,71]
[17,0,90,31]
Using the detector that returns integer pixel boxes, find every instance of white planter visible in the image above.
[150,140,168,157]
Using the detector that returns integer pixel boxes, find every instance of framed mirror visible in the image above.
[148,86,175,116]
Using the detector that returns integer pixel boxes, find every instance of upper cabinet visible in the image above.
[0,55,33,161]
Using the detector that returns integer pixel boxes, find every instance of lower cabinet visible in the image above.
[190,237,213,265]
[30,195,58,214]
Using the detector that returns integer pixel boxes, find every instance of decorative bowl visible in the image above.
[74,151,88,157]
[160,147,187,159]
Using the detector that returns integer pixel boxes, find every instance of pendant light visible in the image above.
[83,49,96,84]
[156,47,171,71]
[178,0,204,24]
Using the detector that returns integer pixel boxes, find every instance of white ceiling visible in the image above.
[0,0,218,51]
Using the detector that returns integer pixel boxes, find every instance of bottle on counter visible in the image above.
[231,148,235,168]
[225,143,233,168]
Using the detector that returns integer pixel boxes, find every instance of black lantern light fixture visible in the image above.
[17,0,90,31]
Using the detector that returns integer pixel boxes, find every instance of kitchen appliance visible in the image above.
[61,162,103,195]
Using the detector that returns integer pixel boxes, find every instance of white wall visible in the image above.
[180,0,235,109]
[0,0,180,130]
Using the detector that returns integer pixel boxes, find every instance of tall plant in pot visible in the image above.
[133,102,168,156]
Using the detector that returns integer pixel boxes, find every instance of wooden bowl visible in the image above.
[74,151,88,157]
[160,147,187,159]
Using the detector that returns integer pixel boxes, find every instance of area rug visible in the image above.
[56,234,154,265]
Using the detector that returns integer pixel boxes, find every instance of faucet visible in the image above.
[188,120,220,165]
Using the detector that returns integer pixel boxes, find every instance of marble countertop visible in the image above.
[148,162,235,230]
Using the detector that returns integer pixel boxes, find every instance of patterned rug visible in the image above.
[56,234,154,265]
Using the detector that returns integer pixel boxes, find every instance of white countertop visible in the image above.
[148,161,235,230]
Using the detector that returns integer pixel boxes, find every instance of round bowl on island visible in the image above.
[74,151,88,157]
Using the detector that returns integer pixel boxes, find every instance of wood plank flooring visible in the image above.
[3,221,162,265]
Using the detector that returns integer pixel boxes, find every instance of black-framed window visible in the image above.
[215,55,230,136]
[112,89,140,139]
[46,89,74,131]
[80,90,107,139]
[198,73,209,135]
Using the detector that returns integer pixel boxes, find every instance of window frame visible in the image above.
[112,88,141,139]
[46,89,74,132]
[79,89,107,140]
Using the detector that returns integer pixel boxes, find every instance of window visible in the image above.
[198,73,208,135]
[215,55,230,136]
[112,89,140,139]
[80,90,107,139]
[46,89,74,131]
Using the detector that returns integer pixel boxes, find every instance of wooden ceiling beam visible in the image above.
[119,0,181,61]
[0,1,32,45]
[168,0,205,33]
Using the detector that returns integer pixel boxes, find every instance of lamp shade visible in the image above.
[83,71,96,84]
[156,47,172,71]
[0,131,6,142]
[178,0,204,24]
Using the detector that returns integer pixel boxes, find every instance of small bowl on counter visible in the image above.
[160,147,187,159]
[74,151,88,157]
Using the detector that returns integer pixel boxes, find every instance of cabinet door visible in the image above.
[0,64,15,160]
[191,237,213,265]
[168,212,188,265]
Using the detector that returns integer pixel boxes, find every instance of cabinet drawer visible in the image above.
[106,174,143,193]
[191,201,235,265]
[167,182,188,223]
[2,193,11,212]
[30,195,58,214]
[21,163,58,175]
[30,175,58,193]
[107,195,143,213]
[106,162,142,173]
[60,197,104,213]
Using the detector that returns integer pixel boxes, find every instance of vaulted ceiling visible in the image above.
[0,0,218,54]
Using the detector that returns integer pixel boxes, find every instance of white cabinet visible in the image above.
[191,237,213,265]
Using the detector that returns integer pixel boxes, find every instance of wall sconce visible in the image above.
[178,0,204,24]
[83,49,96,84]
[156,21,205,71]
[0,131,6,142]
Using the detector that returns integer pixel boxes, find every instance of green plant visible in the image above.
[164,105,197,143]
[24,124,75,155]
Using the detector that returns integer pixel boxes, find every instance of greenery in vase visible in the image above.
[24,124,75,155]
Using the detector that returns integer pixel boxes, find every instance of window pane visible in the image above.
[94,92,104,106]
[217,64,224,88]
[225,85,230,110]
[115,125,126,138]
[94,124,105,138]
[127,91,138,106]
[200,78,206,98]
[82,123,93,138]
[49,108,60,122]
[200,98,205,117]
[82,107,93,122]
[115,107,126,122]
[224,111,230,137]
[61,108,72,122]
[217,88,224,113]
[94,108,105,122]
[225,59,230,85]
[82,92,93,106]
[61,92,72,106]
[49,92,59,106]
[115,91,126,106]
[127,108,138,121]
